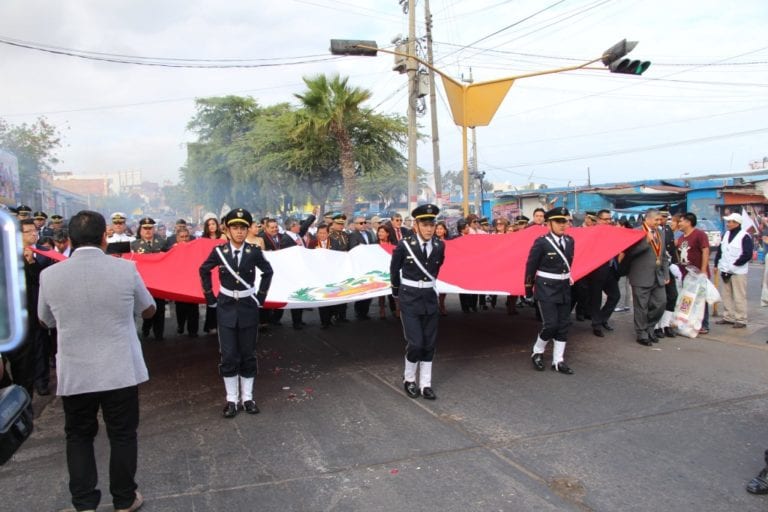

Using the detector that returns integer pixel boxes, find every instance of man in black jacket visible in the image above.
[200,208,273,418]
[525,207,575,375]
[390,204,445,400]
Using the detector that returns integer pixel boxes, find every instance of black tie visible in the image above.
[559,238,565,252]
[422,242,428,258]
[234,249,240,268]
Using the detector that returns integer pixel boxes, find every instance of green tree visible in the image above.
[294,74,373,216]
[0,117,62,204]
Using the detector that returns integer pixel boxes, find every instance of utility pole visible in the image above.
[405,0,418,213]
[424,0,442,207]
[462,68,478,214]
[587,166,591,187]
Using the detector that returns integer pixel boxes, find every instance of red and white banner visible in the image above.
[35,225,643,309]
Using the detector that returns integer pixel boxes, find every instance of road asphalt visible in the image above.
[2,266,768,511]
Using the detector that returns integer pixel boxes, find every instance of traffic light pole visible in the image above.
[331,38,648,216]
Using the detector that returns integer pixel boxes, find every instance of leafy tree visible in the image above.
[294,74,373,216]
[0,117,62,204]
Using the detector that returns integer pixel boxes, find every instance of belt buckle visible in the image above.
[233,289,240,300]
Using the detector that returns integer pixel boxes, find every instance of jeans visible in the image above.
[62,385,140,511]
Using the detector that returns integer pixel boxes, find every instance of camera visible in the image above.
[0,207,33,465]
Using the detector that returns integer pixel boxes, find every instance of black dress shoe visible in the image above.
[404,381,419,398]
[421,387,437,400]
[593,327,604,337]
[654,328,665,339]
[636,337,653,346]
[552,362,574,375]
[222,402,238,418]
[664,327,676,338]
[292,324,303,330]
[35,385,50,396]
[747,468,768,494]
[532,353,545,371]
[176,328,183,334]
[320,323,330,330]
[243,400,260,414]
[602,322,614,331]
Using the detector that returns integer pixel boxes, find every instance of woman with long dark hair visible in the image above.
[377,224,398,319]
[434,221,450,316]
[201,217,226,334]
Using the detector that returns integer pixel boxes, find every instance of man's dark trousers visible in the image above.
[62,385,140,511]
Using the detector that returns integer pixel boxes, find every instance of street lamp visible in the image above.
[330,38,651,216]
[471,170,486,216]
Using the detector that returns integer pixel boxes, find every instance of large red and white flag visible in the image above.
[35,225,643,309]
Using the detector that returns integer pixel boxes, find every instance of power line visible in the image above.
[0,36,342,68]
[490,126,768,170]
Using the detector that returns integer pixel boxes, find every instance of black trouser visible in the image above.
[218,323,259,378]
[459,294,477,312]
[537,299,572,341]
[402,312,439,362]
[571,280,590,317]
[141,298,165,338]
[175,302,199,335]
[34,327,53,390]
[290,309,304,327]
[588,271,621,328]
[6,329,36,396]
[204,305,217,332]
[664,279,678,312]
[354,299,372,318]
[62,385,140,511]
[319,305,334,327]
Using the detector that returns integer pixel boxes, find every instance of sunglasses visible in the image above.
[114,221,125,225]
[357,221,366,225]
[141,226,154,230]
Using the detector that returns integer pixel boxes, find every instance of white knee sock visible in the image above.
[240,376,254,402]
[224,376,239,403]
[532,336,550,355]
[419,361,433,390]
[552,340,567,365]
[404,357,418,382]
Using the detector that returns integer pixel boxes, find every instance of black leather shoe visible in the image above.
[649,333,659,343]
[636,337,653,347]
[404,381,419,398]
[421,387,437,400]
[654,328,665,338]
[35,385,50,396]
[593,327,604,337]
[222,402,238,418]
[532,353,545,371]
[292,324,303,330]
[602,322,614,331]
[664,327,677,338]
[243,400,260,414]
[747,468,768,494]
[552,362,574,375]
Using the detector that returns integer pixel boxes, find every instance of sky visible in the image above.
[1,0,767,191]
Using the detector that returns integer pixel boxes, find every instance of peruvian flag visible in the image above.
[35,225,643,309]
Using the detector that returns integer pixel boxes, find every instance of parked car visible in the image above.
[697,219,721,248]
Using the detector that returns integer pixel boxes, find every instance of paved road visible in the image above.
[2,267,768,511]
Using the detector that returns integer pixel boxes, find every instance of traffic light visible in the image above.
[329,39,378,57]
[601,39,651,75]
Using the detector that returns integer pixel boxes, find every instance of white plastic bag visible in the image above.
[674,269,708,338]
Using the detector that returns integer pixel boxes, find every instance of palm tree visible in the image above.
[295,74,372,217]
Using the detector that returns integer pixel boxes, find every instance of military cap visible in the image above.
[52,228,68,242]
[33,211,48,220]
[545,207,570,222]
[585,211,598,220]
[659,204,671,216]
[515,215,530,224]
[16,205,32,216]
[111,212,127,222]
[50,214,64,223]
[479,217,489,226]
[139,217,156,228]
[332,213,347,224]
[411,203,439,221]
[175,218,187,225]
[223,208,252,227]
